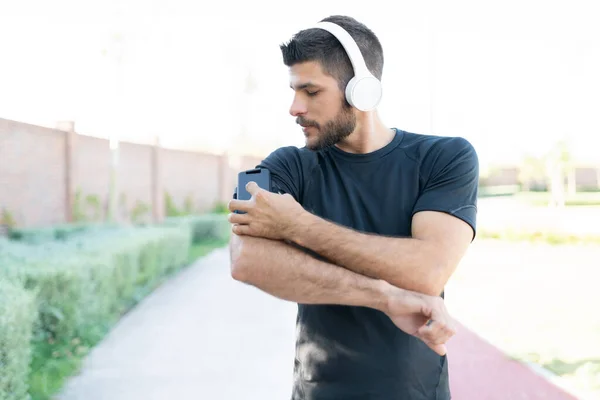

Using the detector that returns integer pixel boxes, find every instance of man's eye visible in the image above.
[307,91,319,97]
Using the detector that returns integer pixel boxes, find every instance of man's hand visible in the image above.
[381,282,457,356]
[227,181,306,240]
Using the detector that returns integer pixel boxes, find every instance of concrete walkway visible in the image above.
[58,248,298,400]
[57,247,580,400]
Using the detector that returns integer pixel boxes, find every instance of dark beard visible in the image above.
[298,103,356,151]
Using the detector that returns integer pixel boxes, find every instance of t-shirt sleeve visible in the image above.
[255,146,306,202]
[412,137,479,239]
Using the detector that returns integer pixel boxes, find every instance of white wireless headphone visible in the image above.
[312,21,382,112]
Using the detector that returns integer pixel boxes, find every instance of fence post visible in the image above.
[58,121,76,223]
[151,136,164,223]
[218,153,227,204]
[219,152,239,204]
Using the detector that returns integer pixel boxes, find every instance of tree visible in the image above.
[545,139,575,207]
[518,155,547,191]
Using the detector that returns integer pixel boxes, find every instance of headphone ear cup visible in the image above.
[346,75,382,111]
[345,76,360,108]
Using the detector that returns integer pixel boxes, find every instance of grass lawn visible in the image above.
[478,228,600,245]
[188,237,229,263]
[478,188,600,207]
[514,191,600,207]
[29,338,92,400]
[27,238,228,400]
[446,239,600,399]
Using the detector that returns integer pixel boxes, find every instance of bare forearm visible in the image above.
[229,234,388,311]
[290,213,444,296]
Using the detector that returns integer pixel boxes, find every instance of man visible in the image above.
[227,15,478,400]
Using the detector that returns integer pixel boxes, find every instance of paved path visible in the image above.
[58,247,580,400]
[447,324,579,400]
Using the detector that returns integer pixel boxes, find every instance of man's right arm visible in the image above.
[234,147,382,307]
[229,233,388,312]
[229,233,457,355]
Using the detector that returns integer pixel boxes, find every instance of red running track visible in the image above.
[447,323,579,400]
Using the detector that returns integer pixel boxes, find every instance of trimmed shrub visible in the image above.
[0,216,230,399]
[0,280,37,400]
[8,222,118,245]
[163,214,230,244]
[1,225,191,344]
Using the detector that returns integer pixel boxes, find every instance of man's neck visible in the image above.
[335,112,395,154]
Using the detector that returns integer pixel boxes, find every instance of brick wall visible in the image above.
[117,141,154,219]
[0,118,268,227]
[482,165,600,190]
[576,167,600,189]
[220,154,266,201]
[3,117,599,228]
[0,118,67,226]
[482,167,520,187]
[75,134,111,219]
[161,147,222,213]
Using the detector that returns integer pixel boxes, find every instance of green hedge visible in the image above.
[478,184,521,198]
[0,224,192,399]
[0,215,229,399]
[163,214,230,244]
[0,279,37,400]
[8,222,118,245]
[1,225,191,343]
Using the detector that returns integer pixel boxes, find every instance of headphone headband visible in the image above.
[310,21,382,111]
[312,22,370,77]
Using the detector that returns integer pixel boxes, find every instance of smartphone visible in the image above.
[235,168,271,212]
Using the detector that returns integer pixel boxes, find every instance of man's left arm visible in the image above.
[229,137,479,297]
[288,210,472,297]
[290,137,479,296]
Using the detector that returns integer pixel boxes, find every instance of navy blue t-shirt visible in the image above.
[256,128,479,400]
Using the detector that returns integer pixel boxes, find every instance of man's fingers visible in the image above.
[228,213,250,225]
[232,223,251,236]
[428,343,447,357]
[418,320,443,343]
[418,320,455,346]
[228,199,251,213]
[417,321,451,356]
[246,181,263,196]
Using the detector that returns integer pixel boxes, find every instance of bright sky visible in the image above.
[1,0,599,170]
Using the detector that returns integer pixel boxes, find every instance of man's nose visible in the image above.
[289,95,307,117]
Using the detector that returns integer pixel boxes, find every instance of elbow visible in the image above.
[417,280,444,297]
[228,233,244,280]
[425,282,445,297]
[229,235,252,283]
[425,260,454,297]
[230,256,250,282]
[404,255,450,296]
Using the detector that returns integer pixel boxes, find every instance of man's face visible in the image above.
[288,61,356,151]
